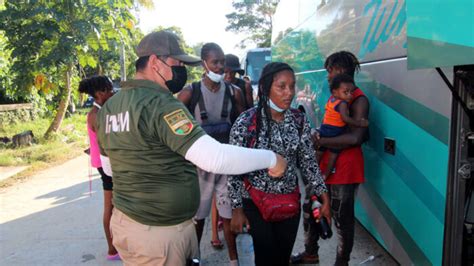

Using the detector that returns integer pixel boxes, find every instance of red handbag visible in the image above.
[244,179,300,222]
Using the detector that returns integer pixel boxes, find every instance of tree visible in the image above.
[0,1,137,138]
[225,0,279,48]
[191,42,205,60]
[0,30,13,104]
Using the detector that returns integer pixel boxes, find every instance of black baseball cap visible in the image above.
[225,54,244,75]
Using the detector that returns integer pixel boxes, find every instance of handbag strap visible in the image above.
[243,109,259,190]
[244,178,252,191]
[244,174,299,194]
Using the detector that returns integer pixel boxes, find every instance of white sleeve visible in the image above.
[99,155,113,177]
[185,135,276,175]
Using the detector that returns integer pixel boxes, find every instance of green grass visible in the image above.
[0,109,89,186]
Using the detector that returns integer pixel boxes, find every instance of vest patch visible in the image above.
[105,111,130,133]
[164,109,194,135]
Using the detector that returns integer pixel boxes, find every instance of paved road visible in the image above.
[0,155,397,265]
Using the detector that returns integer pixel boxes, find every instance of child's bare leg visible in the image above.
[316,150,324,163]
[324,151,339,178]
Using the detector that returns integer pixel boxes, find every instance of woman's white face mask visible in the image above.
[268,98,286,113]
[203,61,224,83]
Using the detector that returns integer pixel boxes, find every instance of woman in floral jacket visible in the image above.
[228,62,331,265]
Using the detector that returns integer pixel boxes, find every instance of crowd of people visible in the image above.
[81,30,369,266]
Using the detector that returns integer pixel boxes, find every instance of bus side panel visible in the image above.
[272,0,406,73]
[407,0,474,69]
[274,1,452,264]
[294,60,450,265]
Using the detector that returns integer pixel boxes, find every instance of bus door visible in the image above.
[443,66,474,266]
[407,0,474,263]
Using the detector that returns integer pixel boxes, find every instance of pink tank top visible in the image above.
[87,103,102,168]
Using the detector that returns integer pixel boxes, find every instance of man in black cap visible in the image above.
[96,30,288,265]
[224,54,254,110]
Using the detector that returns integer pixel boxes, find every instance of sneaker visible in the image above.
[290,252,319,264]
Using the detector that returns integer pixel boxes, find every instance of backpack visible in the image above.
[186,81,238,143]
[234,78,251,109]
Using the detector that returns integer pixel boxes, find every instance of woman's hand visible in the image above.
[311,130,321,150]
[319,192,332,224]
[231,208,250,234]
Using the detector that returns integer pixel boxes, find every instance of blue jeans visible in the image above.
[303,184,359,266]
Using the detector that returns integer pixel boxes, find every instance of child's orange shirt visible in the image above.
[322,96,346,127]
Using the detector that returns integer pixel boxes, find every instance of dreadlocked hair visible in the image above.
[78,75,113,98]
[324,51,360,78]
[256,62,294,147]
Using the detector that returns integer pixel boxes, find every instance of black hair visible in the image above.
[78,76,113,98]
[324,51,360,78]
[330,73,355,92]
[256,62,294,146]
[200,42,223,60]
[135,56,150,72]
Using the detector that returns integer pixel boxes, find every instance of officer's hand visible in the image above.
[268,153,287,178]
[231,208,250,234]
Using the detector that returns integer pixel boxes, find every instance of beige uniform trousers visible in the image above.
[111,208,199,266]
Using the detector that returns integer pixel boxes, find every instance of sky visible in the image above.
[137,0,250,58]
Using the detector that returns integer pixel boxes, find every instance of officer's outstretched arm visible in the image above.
[185,135,287,177]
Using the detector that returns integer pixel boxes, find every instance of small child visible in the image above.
[317,74,369,178]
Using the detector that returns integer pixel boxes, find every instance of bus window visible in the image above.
[243,48,271,86]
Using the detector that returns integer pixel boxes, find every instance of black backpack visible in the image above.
[186,81,238,143]
[234,78,252,109]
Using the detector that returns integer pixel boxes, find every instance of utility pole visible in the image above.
[120,41,126,81]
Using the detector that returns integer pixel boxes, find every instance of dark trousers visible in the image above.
[303,184,359,266]
[243,199,300,266]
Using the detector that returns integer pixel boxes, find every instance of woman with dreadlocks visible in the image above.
[228,62,331,265]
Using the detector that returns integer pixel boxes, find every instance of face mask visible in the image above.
[268,98,286,113]
[165,65,187,94]
[203,61,224,83]
[157,59,188,94]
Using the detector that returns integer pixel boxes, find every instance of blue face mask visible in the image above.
[268,98,286,113]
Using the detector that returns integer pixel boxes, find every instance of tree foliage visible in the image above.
[0,0,137,137]
[0,31,13,103]
[225,0,279,48]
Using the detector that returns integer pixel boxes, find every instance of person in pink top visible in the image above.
[78,76,118,260]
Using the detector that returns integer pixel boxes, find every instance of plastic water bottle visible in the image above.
[236,228,255,266]
[311,195,333,239]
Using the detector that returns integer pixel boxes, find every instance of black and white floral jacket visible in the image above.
[228,107,327,209]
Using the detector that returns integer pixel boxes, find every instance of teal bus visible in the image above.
[241,47,271,94]
[272,0,474,265]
